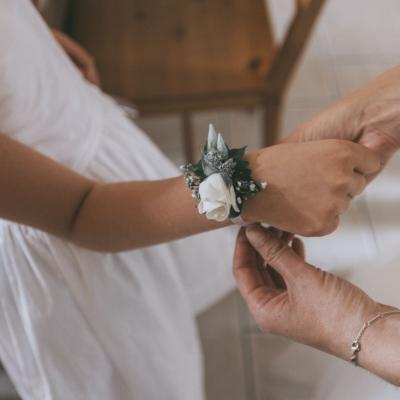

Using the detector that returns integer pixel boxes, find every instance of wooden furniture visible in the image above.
[70,0,327,161]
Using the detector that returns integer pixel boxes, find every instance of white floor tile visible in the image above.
[323,0,400,57]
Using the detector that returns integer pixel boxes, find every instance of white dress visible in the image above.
[0,1,237,399]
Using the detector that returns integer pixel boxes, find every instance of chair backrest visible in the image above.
[71,0,275,102]
[37,0,70,29]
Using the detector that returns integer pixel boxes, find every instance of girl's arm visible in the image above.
[0,133,226,252]
[0,133,379,252]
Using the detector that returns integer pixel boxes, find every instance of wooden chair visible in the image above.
[69,0,327,161]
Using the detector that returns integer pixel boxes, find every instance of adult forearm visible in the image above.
[69,177,230,252]
[357,307,400,386]
[329,304,400,386]
[285,65,400,168]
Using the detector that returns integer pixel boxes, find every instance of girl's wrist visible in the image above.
[240,151,259,224]
[241,149,274,225]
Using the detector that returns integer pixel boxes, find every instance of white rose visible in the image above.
[198,173,239,221]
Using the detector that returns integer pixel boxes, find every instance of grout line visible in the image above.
[320,23,342,101]
[358,194,379,257]
[236,292,258,400]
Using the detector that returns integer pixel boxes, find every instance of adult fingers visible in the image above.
[348,172,367,198]
[358,129,397,171]
[245,225,310,281]
[349,142,382,176]
[233,229,280,305]
[292,237,305,260]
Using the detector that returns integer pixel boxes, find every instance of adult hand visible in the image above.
[285,66,400,171]
[242,140,380,236]
[52,29,101,86]
[233,225,387,360]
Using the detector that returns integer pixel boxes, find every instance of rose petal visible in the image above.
[206,205,229,221]
[198,173,232,221]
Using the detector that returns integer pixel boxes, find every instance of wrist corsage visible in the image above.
[181,124,266,223]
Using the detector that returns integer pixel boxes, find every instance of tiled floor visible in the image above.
[136,1,400,399]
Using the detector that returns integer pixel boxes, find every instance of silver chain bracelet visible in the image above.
[351,310,400,366]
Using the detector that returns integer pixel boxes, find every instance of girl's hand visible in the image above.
[242,140,380,236]
[52,29,100,87]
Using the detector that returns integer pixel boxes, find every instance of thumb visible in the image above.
[358,130,397,167]
[245,225,308,281]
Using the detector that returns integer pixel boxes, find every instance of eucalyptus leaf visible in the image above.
[216,133,229,158]
[207,124,218,151]
[229,147,247,160]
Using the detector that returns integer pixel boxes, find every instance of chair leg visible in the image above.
[182,112,195,163]
[263,96,282,147]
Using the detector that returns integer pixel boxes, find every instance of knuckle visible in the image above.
[356,176,368,191]
[334,177,352,192]
[369,154,381,172]
[323,201,339,218]
[338,199,350,214]
[252,230,269,250]
[263,240,287,264]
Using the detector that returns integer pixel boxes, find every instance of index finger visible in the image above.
[349,142,382,175]
[233,228,279,305]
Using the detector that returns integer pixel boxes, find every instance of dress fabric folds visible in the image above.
[0,1,236,399]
